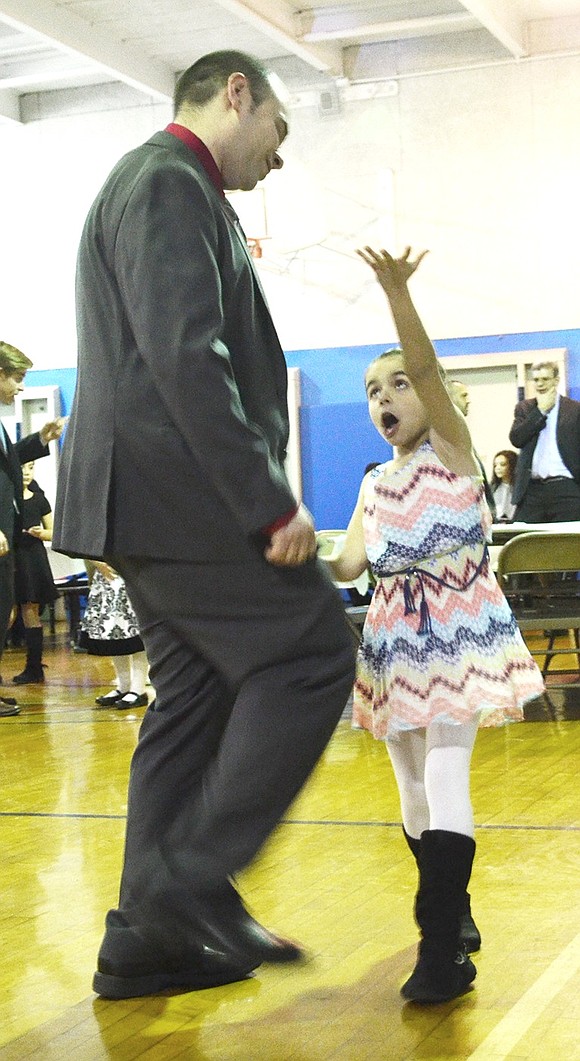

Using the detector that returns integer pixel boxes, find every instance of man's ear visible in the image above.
[226,72,250,112]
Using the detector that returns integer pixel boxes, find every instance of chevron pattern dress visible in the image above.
[353,441,544,738]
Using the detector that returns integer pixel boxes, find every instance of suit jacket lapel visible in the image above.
[221,197,271,307]
[148,131,274,313]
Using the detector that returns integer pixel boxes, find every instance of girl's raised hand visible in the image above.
[356,245,428,291]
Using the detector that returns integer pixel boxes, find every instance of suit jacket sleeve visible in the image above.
[509,400,547,449]
[113,161,295,537]
[0,432,48,542]
[15,432,50,464]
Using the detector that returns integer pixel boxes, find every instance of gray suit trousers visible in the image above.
[109,552,355,935]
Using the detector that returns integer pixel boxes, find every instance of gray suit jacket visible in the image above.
[509,395,580,505]
[53,132,296,561]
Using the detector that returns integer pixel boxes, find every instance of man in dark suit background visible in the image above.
[509,361,580,522]
[53,51,354,999]
[0,341,64,715]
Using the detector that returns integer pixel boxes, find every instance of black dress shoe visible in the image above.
[93,950,256,999]
[191,884,306,965]
[94,907,261,999]
[236,907,305,963]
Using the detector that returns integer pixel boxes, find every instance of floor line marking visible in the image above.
[1,811,579,832]
[467,931,580,1060]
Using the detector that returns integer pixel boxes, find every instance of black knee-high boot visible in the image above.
[13,627,45,684]
[401,829,477,1003]
[402,827,481,953]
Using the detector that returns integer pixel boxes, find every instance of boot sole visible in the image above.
[401,963,477,1004]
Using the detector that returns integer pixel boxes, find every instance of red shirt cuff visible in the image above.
[262,505,299,537]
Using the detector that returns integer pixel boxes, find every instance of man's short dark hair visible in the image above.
[531,360,559,378]
[174,50,274,115]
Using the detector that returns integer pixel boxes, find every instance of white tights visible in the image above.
[112,651,148,696]
[386,718,478,840]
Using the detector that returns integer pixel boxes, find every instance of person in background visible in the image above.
[79,561,149,708]
[490,450,517,523]
[509,361,580,522]
[326,245,543,1004]
[447,379,496,520]
[12,461,58,684]
[53,50,354,999]
[0,340,64,715]
[447,379,470,418]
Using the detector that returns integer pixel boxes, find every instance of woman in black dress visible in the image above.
[13,461,57,683]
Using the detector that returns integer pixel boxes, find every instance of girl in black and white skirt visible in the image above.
[79,561,149,708]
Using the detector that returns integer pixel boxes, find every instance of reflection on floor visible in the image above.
[525,686,580,721]
[0,622,579,1060]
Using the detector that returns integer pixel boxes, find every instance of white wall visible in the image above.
[0,100,171,368]
[1,53,580,368]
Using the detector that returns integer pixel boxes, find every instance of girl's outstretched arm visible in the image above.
[356,245,433,386]
[357,245,471,457]
[319,475,369,583]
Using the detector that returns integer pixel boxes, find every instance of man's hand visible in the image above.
[536,385,557,415]
[39,417,66,445]
[264,504,317,566]
[0,530,10,557]
[93,561,119,582]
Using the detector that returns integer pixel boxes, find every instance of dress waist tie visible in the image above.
[396,544,490,637]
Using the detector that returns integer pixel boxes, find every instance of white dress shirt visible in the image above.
[531,395,572,479]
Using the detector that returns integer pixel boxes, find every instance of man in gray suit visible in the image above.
[509,361,580,521]
[53,51,354,999]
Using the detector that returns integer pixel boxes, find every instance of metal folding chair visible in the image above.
[496,531,580,686]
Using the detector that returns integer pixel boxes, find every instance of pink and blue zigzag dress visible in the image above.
[353,441,544,739]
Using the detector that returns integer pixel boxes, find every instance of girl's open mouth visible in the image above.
[382,412,399,438]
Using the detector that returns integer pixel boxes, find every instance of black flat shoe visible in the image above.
[117,691,148,708]
[0,701,20,716]
[95,689,124,707]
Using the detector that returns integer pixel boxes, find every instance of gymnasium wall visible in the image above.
[28,324,580,530]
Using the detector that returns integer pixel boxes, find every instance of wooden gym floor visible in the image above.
[0,624,579,1061]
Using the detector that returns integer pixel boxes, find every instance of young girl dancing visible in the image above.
[328,246,543,1004]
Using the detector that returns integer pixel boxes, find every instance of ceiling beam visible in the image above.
[212,0,342,75]
[528,15,580,57]
[0,86,20,120]
[300,13,478,45]
[0,0,175,99]
[458,0,527,58]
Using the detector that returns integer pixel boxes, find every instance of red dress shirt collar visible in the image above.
[165,123,224,198]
